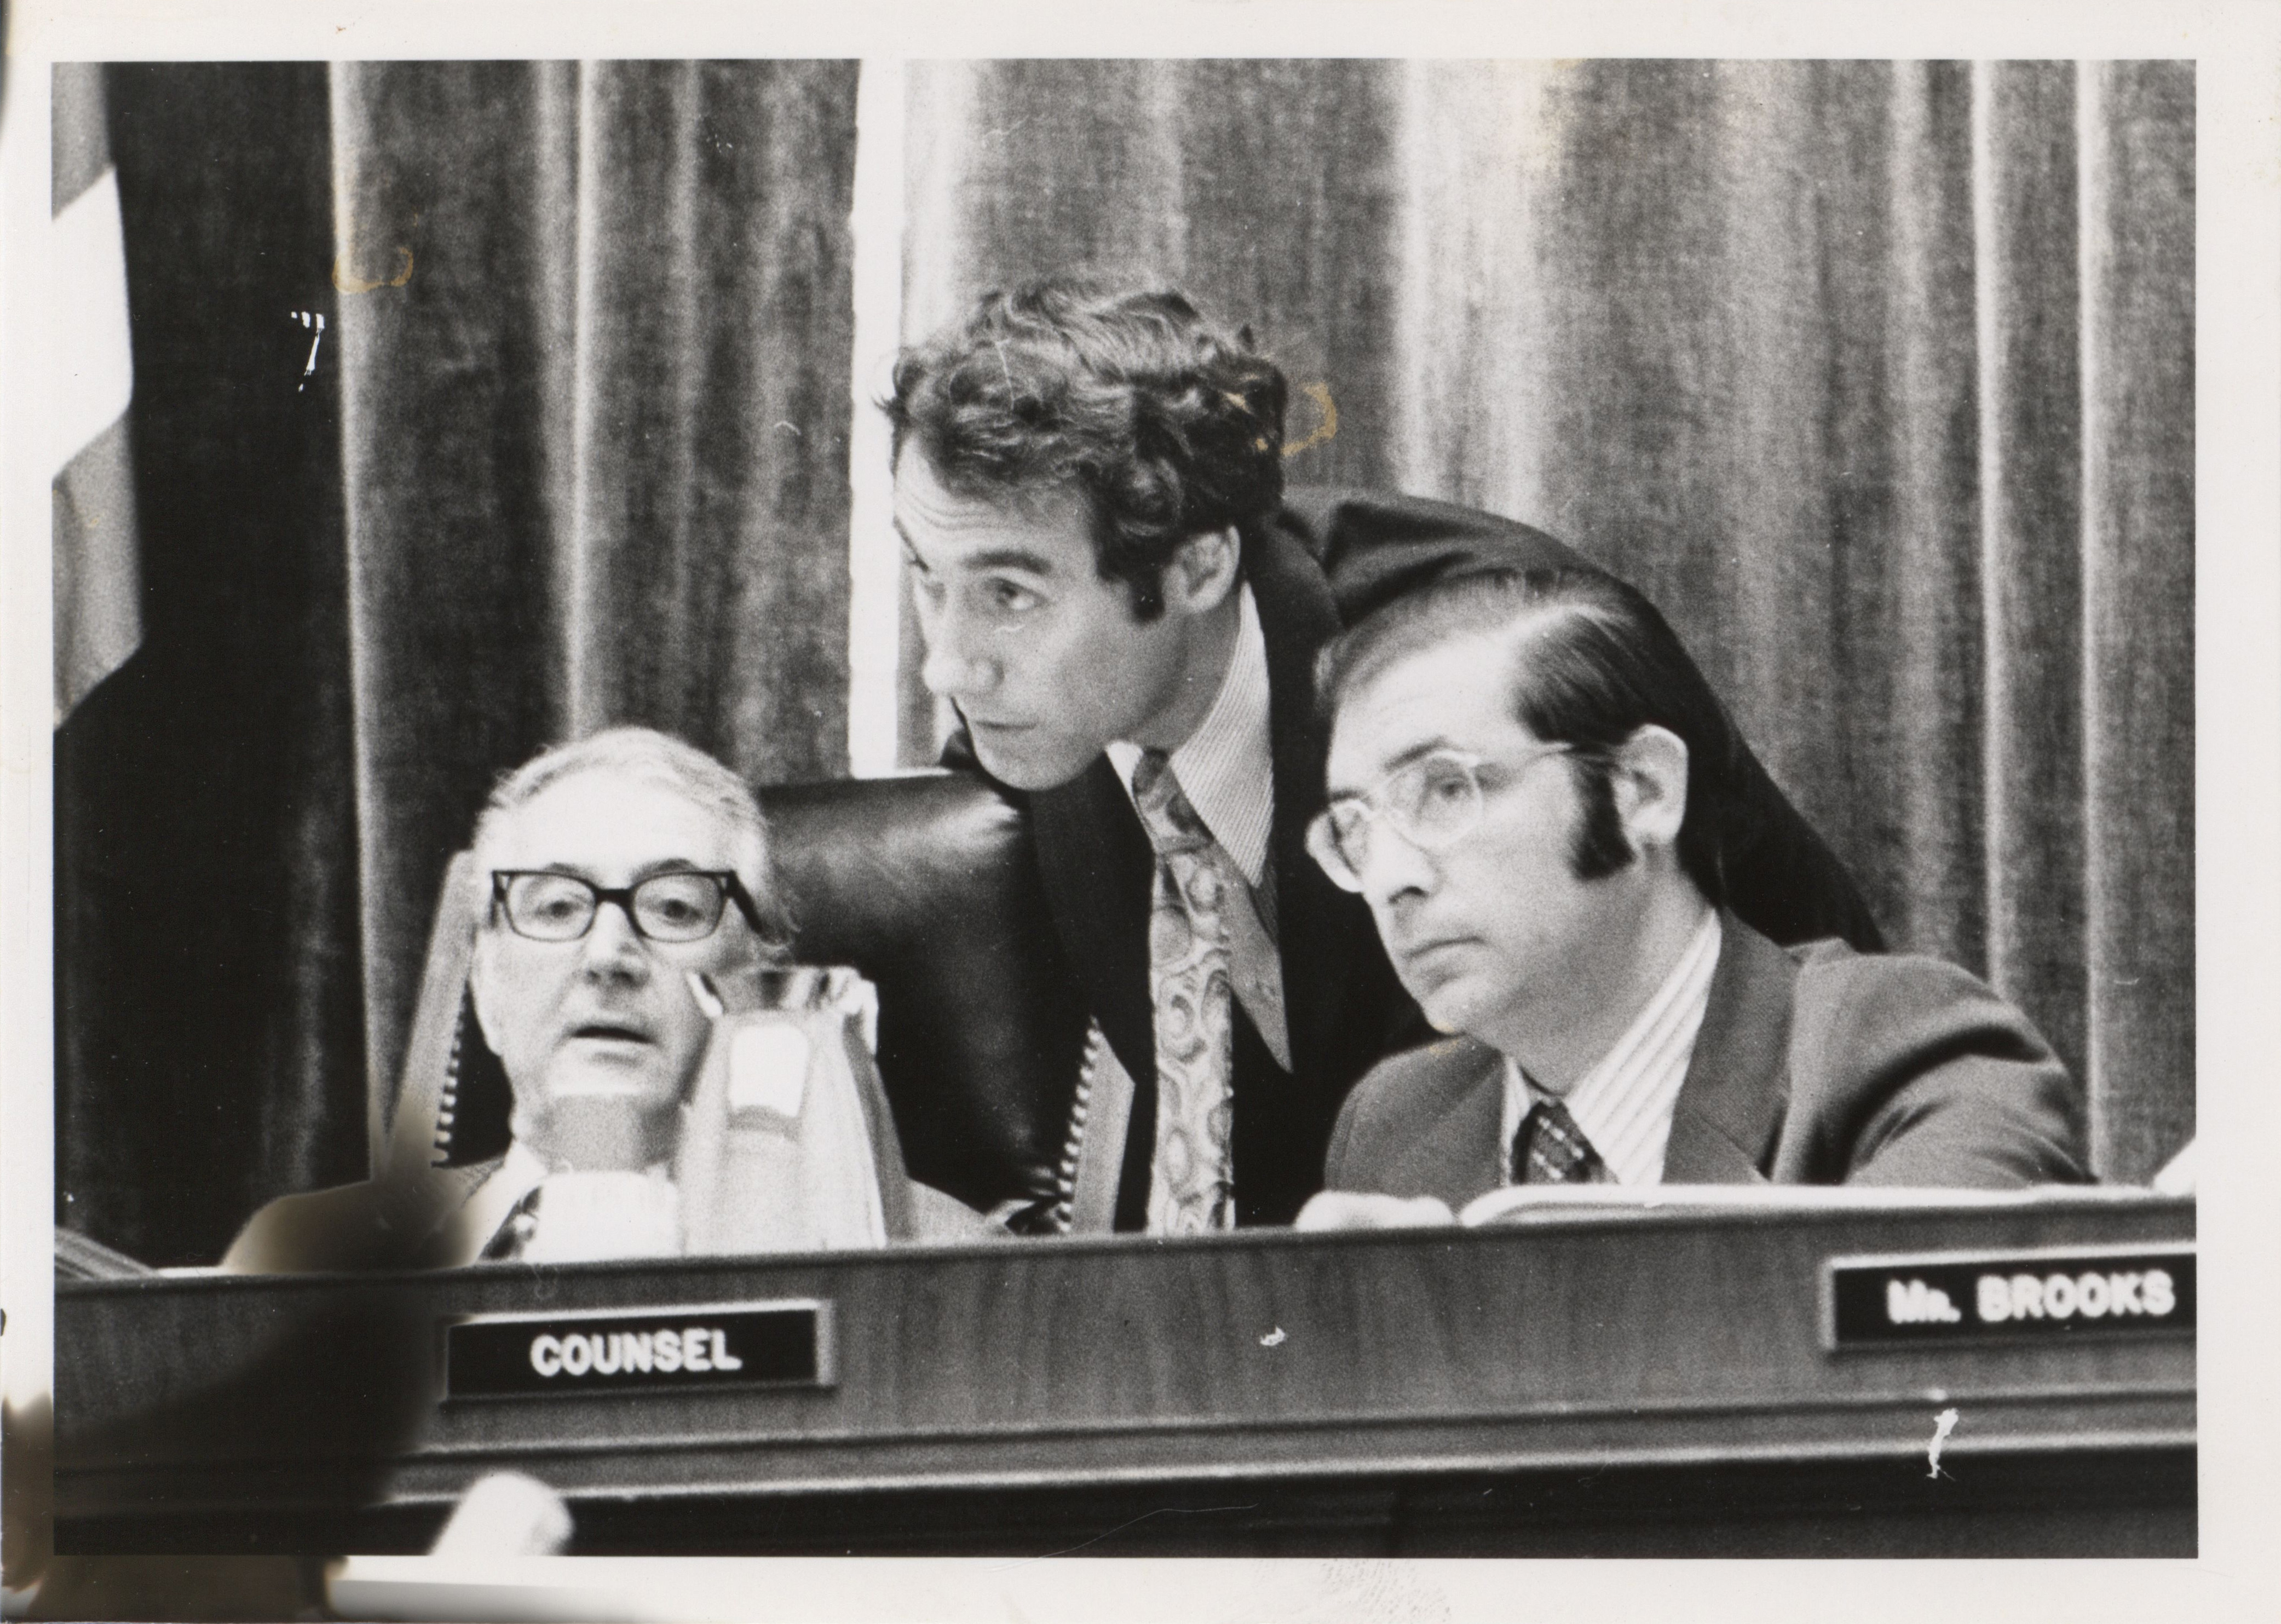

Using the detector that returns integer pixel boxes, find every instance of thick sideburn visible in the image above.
[1565,756,1637,882]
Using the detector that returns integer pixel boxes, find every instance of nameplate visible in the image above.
[444,1300,830,1400]
[1823,1244,2193,1351]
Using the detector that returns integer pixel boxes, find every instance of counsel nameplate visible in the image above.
[445,1300,830,1399]
[1823,1244,2193,1350]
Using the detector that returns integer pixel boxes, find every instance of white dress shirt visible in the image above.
[1105,583,1289,1067]
[1105,581,1274,889]
[1501,907,1723,1186]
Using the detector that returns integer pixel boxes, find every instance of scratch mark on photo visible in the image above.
[1926,1406,1960,1479]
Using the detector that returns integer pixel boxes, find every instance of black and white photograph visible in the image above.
[3,3,2274,1620]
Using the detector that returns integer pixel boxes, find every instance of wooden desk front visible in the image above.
[56,1190,2193,1556]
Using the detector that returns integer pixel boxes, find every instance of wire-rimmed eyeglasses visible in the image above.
[489,869,767,944]
[1305,744,1572,894]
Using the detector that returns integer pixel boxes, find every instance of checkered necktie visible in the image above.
[1513,1098,1607,1184]
[1131,748,1237,1234]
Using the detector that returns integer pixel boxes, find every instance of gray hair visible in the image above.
[469,726,792,947]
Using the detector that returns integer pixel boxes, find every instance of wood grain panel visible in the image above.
[59,1195,2193,1542]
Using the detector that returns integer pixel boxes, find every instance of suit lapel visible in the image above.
[1030,758,1157,1089]
[1248,522,1377,1086]
[1395,1041,1510,1206]
[1661,914,1797,1183]
[1028,520,1379,1229]
[1029,523,1362,1091]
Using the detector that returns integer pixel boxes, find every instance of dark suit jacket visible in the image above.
[970,487,1885,1228]
[1323,916,2090,1203]
[220,1160,505,1272]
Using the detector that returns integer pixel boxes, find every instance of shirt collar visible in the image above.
[1105,581,1274,887]
[461,1139,687,1263]
[437,1138,551,1265]
[1501,907,1723,1187]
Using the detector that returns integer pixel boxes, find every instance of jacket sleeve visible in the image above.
[1784,949,2092,1188]
[1321,1089,1361,1189]
[1284,487,1885,952]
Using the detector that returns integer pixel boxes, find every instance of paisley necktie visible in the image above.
[1130,748,1238,1233]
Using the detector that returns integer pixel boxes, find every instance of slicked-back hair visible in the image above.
[1315,568,1744,907]
[470,725,793,951]
[885,277,1289,620]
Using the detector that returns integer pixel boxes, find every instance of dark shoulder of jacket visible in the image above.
[1787,940,2057,1064]
[1786,936,1861,970]
[1278,485,1580,551]
[1788,936,2014,1001]
[1272,487,1353,561]
[1347,1034,1494,1108]
[1275,487,1597,627]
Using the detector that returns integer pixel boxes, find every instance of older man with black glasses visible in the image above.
[458,730,788,1244]
[222,727,952,1270]
[1298,568,2091,1229]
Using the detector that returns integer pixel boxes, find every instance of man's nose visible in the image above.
[577,899,651,980]
[917,602,999,700]
[1357,819,1438,907]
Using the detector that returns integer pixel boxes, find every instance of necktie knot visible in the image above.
[1515,1097,1605,1185]
[1131,748,1213,856]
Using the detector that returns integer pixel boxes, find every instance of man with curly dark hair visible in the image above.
[886,277,1879,1234]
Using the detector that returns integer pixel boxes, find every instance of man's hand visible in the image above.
[1294,1190,1458,1231]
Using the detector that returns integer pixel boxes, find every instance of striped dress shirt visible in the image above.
[1105,581,1289,1068]
[1105,581,1274,889]
[1500,907,1723,1187]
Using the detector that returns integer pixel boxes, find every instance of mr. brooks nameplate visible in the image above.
[1823,1243,2194,1351]
[445,1300,831,1399]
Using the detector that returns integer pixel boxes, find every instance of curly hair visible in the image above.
[885,277,1289,619]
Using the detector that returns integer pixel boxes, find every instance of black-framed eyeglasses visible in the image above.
[1305,744,1571,894]
[489,869,767,944]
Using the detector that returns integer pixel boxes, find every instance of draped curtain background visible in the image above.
[56,59,2193,1265]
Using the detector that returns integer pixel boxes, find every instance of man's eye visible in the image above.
[1420,765,1473,803]
[986,580,1040,613]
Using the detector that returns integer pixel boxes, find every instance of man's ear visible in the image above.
[1162,526,1241,616]
[1612,724,1690,855]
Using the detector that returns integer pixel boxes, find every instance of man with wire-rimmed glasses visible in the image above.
[888,277,1885,1237]
[1297,569,2089,1228]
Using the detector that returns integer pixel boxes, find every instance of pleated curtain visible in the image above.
[327,61,861,1155]
[56,58,2192,1265]
[892,57,2193,1189]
